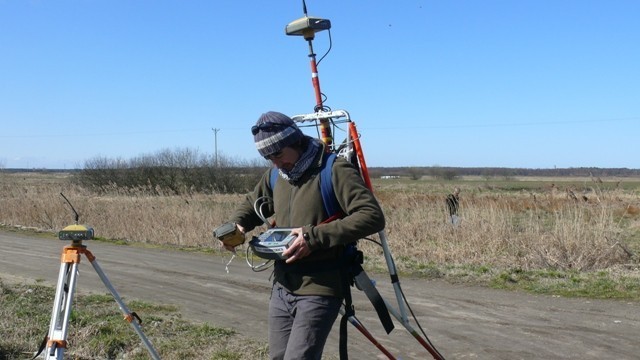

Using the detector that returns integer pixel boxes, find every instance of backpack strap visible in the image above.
[269,166,279,192]
[319,152,344,220]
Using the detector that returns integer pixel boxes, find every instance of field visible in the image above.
[2,170,640,359]
[1,170,639,298]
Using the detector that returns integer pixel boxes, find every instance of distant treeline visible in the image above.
[3,148,639,192]
[6,165,639,178]
[368,166,640,179]
[71,148,267,195]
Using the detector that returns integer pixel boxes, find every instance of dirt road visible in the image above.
[1,231,638,359]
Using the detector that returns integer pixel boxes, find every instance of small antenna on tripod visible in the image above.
[60,192,80,224]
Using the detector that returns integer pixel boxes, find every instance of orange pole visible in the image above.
[307,40,332,148]
[349,122,373,191]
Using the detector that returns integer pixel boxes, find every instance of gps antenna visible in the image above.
[285,0,333,148]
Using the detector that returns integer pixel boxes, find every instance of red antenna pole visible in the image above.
[305,37,333,147]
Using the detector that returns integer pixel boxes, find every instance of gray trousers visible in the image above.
[269,283,342,360]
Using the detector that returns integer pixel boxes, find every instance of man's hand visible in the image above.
[282,227,311,263]
[221,224,245,252]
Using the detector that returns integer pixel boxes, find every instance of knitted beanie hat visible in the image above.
[253,111,304,158]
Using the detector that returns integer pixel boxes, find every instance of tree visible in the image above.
[406,167,423,180]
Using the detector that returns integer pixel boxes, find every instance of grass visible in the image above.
[0,279,268,360]
[388,260,640,301]
[490,267,640,300]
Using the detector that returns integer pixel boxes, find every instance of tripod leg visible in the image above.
[45,253,81,359]
[83,249,161,360]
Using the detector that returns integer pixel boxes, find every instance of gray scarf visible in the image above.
[279,137,322,184]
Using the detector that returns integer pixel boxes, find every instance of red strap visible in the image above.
[319,212,344,225]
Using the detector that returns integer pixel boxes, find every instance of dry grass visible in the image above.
[374,181,640,272]
[0,172,242,247]
[1,172,639,274]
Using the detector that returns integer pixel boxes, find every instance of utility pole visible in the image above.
[212,128,220,167]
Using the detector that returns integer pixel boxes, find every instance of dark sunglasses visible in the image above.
[251,122,291,136]
[264,150,284,161]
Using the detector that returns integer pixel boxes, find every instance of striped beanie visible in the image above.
[253,111,304,158]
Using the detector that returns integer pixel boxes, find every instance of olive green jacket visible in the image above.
[230,148,385,297]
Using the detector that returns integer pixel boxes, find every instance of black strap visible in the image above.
[352,264,395,334]
[339,266,355,360]
[32,335,48,359]
[339,307,352,360]
[338,247,394,359]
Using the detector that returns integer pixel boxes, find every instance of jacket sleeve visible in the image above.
[306,158,385,250]
[229,169,274,232]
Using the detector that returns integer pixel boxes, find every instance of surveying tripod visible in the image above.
[41,235,161,360]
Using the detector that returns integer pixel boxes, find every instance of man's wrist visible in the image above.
[302,226,315,250]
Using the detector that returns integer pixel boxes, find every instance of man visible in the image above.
[223,111,385,360]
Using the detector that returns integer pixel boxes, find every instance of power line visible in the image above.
[0,127,247,139]
[367,116,640,130]
[2,116,638,138]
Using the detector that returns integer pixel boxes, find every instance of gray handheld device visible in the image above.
[249,228,297,260]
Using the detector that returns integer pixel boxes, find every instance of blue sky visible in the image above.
[1,1,638,169]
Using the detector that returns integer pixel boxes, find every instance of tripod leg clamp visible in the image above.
[124,312,143,324]
[47,340,68,349]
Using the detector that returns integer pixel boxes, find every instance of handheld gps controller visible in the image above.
[249,228,298,260]
[213,222,245,247]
